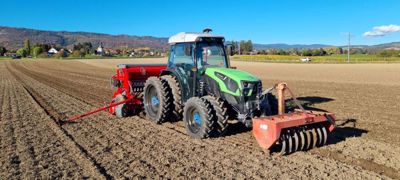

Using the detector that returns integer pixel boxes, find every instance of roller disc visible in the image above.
[311,127,318,149]
[287,130,293,154]
[316,126,323,147]
[305,129,313,150]
[293,130,300,152]
[299,129,306,151]
[279,134,287,155]
[321,125,328,145]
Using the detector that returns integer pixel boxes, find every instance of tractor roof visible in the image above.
[168,32,224,44]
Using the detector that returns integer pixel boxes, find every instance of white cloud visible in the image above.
[363,24,400,37]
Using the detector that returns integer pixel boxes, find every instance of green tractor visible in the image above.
[143,29,276,138]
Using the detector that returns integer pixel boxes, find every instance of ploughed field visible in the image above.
[1,58,400,179]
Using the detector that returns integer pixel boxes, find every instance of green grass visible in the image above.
[232,54,400,63]
[0,56,11,60]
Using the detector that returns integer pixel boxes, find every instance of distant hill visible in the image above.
[253,43,331,50]
[1,26,399,51]
[0,26,168,50]
[370,42,400,49]
[254,42,400,50]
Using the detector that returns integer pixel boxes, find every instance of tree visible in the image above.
[16,48,28,57]
[338,47,344,54]
[277,49,288,55]
[37,52,48,58]
[246,40,253,52]
[289,48,300,56]
[54,49,68,58]
[324,47,340,55]
[239,40,253,54]
[378,49,400,57]
[31,46,43,58]
[73,42,93,56]
[30,43,51,56]
[23,39,31,55]
[71,50,84,58]
[0,46,7,56]
[230,41,240,55]
[301,49,313,56]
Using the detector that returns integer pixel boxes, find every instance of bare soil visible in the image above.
[1,59,400,179]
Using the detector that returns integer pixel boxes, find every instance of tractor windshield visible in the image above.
[196,42,227,69]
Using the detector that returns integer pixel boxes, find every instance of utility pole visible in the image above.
[347,32,351,63]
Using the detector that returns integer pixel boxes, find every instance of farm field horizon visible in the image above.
[1,58,400,179]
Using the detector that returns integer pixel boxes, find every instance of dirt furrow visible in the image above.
[10,62,110,106]
[9,61,290,178]
[20,83,112,179]
[3,63,107,179]
[3,60,399,179]
[0,78,22,178]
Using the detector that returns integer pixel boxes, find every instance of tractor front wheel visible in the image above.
[203,95,228,137]
[183,97,214,139]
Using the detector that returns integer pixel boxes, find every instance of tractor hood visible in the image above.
[205,67,260,83]
[204,67,261,97]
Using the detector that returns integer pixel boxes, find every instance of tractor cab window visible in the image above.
[196,42,227,69]
[169,43,194,69]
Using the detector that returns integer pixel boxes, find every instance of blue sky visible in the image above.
[1,0,399,46]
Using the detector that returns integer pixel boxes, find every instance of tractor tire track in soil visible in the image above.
[2,60,400,179]
[16,78,113,179]
[7,62,113,179]
[1,63,105,179]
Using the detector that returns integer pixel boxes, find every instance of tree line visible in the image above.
[1,38,399,58]
[0,39,163,58]
[228,40,400,57]
[230,40,253,54]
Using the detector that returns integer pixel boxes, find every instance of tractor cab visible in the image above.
[167,32,229,71]
[164,31,231,102]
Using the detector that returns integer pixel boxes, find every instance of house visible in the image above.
[96,43,105,56]
[48,47,58,55]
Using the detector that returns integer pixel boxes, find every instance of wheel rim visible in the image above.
[145,85,159,118]
[187,107,201,133]
[193,112,201,125]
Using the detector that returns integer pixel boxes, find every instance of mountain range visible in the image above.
[0,26,168,50]
[253,42,400,50]
[0,26,399,50]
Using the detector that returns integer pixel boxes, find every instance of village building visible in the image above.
[96,43,105,56]
[48,47,58,55]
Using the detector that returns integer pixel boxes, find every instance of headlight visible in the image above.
[215,72,238,92]
[241,81,257,96]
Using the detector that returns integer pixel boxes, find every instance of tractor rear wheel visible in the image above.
[143,77,172,123]
[114,94,131,118]
[161,75,183,120]
[183,97,214,139]
[203,95,228,137]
